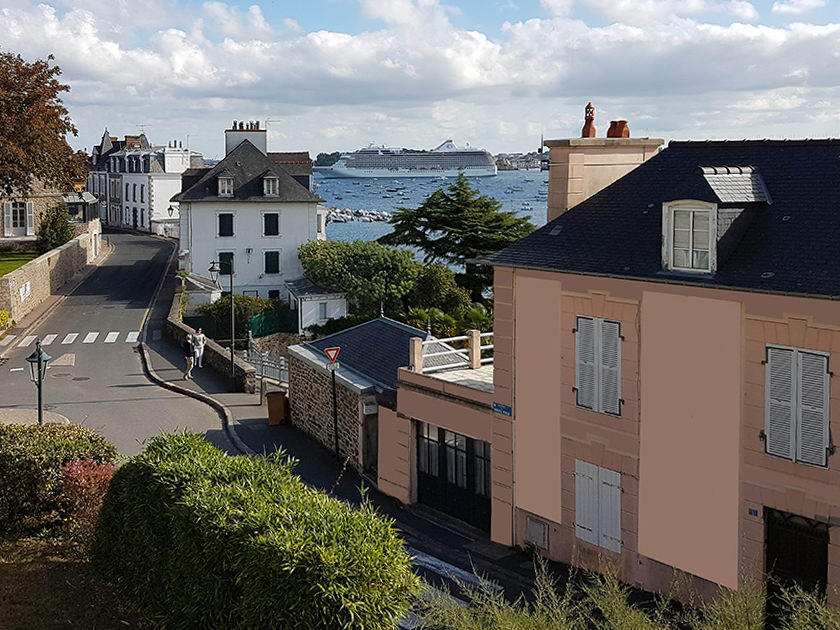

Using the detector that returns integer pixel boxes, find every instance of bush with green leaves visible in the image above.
[197,294,274,339]
[92,433,421,630]
[36,202,75,254]
[0,423,118,533]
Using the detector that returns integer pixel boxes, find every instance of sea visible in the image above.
[316,170,550,242]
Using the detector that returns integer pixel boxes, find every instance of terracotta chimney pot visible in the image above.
[581,102,596,138]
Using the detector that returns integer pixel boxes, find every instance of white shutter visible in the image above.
[765,347,796,460]
[574,460,598,546]
[25,202,34,236]
[796,352,829,467]
[2,202,11,237]
[600,320,621,415]
[598,467,622,553]
[576,317,597,410]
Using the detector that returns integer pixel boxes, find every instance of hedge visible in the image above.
[92,433,421,630]
[0,423,118,532]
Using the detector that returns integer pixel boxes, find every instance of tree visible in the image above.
[0,53,88,198]
[197,294,274,339]
[314,151,342,166]
[379,173,536,301]
[299,240,420,318]
[36,203,74,253]
[407,262,471,314]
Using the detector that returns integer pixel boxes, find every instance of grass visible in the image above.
[0,534,154,630]
[0,251,38,276]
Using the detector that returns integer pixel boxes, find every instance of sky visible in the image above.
[2,0,839,159]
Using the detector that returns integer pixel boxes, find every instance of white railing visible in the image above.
[411,330,493,374]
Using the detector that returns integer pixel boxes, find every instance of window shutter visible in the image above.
[574,460,598,546]
[600,320,621,415]
[576,317,596,410]
[598,467,622,553]
[796,352,829,467]
[2,202,11,237]
[25,202,35,236]
[765,347,795,460]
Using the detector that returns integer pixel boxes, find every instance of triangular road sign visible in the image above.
[325,347,340,363]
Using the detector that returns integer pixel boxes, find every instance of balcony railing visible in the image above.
[409,330,493,374]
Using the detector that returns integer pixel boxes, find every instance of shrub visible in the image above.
[58,459,115,547]
[197,294,274,338]
[0,424,118,533]
[0,309,10,329]
[92,433,421,630]
[36,202,75,254]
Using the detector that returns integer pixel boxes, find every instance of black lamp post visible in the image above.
[209,260,235,391]
[25,340,52,425]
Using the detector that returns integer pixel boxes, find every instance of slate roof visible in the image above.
[286,278,344,298]
[305,317,462,390]
[171,141,321,203]
[486,139,840,299]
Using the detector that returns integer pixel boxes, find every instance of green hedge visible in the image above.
[92,433,421,629]
[0,424,118,532]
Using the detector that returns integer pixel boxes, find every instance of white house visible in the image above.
[285,278,347,335]
[173,122,326,300]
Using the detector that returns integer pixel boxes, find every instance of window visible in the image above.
[575,316,621,415]
[765,346,830,467]
[317,213,324,234]
[218,213,234,237]
[264,250,280,274]
[263,177,279,196]
[218,177,233,197]
[11,202,25,228]
[133,184,137,202]
[268,289,280,300]
[125,183,129,198]
[474,441,491,497]
[662,202,716,273]
[263,212,280,236]
[417,422,440,476]
[444,430,468,489]
[140,184,145,203]
[318,302,327,320]
[218,252,234,275]
[575,460,621,553]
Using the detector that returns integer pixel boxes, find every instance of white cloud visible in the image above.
[772,0,826,15]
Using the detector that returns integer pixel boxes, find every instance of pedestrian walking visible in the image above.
[183,333,194,380]
[193,327,207,368]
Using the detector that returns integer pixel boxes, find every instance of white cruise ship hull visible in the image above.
[322,165,497,178]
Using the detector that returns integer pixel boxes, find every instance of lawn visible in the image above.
[0,535,153,629]
[0,251,38,276]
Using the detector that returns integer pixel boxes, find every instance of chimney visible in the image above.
[224,118,268,155]
[543,103,663,222]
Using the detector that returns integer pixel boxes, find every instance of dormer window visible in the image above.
[218,177,233,197]
[263,177,279,196]
[662,200,717,273]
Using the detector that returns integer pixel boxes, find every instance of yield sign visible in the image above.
[324,347,340,363]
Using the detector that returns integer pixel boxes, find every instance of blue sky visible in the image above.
[3,0,839,158]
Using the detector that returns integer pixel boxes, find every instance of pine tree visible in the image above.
[36,203,75,253]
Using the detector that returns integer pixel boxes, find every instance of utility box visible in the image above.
[266,391,289,425]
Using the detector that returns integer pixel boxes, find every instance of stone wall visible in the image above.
[0,220,101,323]
[165,291,256,394]
[288,354,362,470]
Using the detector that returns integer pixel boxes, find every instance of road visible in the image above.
[0,231,231,456]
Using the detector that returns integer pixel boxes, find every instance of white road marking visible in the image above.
[83,332,99,344]
[125,331,139,343]
[152,329,162,341]
[42,334,57,346]
[62,333,78,344]
[19,335,36,347]
[9,367,23,372]
[408,548,503,593]
[50,353,75,367]
[0,334,16,347]
[104,332,119,343]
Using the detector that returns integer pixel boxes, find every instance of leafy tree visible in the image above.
[299,240,420,318]
[379,173,536,301]
[0,53,88,198]
[314,151,342,166]
[407,262,471,314]
[197,294,274,339]
[36,203,74,253]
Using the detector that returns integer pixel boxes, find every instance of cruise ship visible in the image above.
[320,140,497,178]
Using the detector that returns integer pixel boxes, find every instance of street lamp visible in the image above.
[25,340,52,425]
[168,205,175,217]
[209,259,236,391]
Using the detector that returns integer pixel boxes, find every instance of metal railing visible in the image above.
[414,330,494,374]
[247,331,289,383]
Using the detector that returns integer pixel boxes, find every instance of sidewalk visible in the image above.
[141,331,543,602]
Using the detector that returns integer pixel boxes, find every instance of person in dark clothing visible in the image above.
[183,333,194,380]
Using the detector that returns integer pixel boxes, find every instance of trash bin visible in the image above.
[266,391,289,425]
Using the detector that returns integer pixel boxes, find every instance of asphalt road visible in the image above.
[0,231,231,456]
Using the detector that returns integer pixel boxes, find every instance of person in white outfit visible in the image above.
[193,327,207,368]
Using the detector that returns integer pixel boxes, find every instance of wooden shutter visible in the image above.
[576,317,596,410]
[2,202,11,237]
[25,202,34,235]
[600,320,621,415]
[796,352,829,467]
[598,467,622,553]
[765,347,795,460]
[574,460,598,546]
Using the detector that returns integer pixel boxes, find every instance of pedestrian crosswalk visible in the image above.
[0,330,147,349]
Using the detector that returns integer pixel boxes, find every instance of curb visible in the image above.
[138,341,256,457]
[0,242,115,360]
